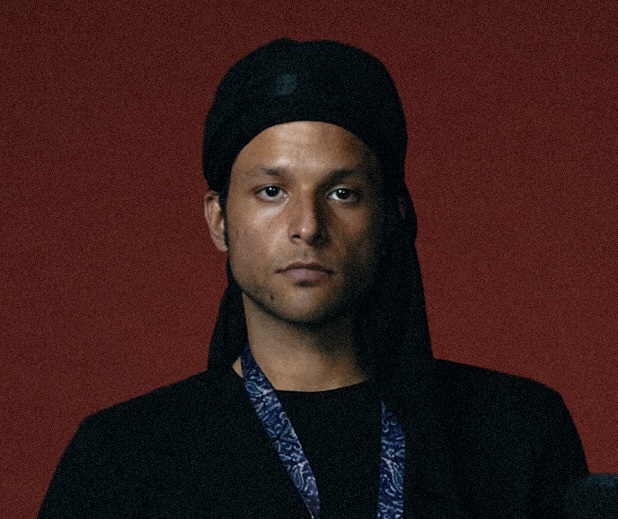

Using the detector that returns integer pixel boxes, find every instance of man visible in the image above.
[40,39,587,518]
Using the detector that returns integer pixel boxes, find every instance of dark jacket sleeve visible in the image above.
[435,360,588,518]
[528,387,589,517]
[37,371,309,519]
[39,414,143,518]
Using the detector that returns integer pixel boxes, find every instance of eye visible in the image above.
[257,185,284,200]
[328,188,358,202]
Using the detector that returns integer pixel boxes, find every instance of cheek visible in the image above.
[228,216,273,254]
[339,219,384,270]
[349,209,384,247]
[226,216,280,279]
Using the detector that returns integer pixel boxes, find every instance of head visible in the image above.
[203,39,430,376]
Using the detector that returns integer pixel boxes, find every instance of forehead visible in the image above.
[230,121,382,183]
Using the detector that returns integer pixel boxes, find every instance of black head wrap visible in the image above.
[202,38,462,515]
[203,38,407,197]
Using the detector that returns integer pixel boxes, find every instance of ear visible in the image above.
[204,191,228,252]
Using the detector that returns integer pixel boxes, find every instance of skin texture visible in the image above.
[205,121,386,390]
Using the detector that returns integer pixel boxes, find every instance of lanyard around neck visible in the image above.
[241,344,405,519]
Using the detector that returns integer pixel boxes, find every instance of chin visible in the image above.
[250,294,353,328]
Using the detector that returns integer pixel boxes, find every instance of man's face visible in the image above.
[205,121,386,327]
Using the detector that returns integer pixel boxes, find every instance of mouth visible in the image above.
[279,261,334,283]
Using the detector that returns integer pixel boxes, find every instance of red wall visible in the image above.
[2,1,616,516]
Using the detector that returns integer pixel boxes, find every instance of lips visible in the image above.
[279,261,333,283]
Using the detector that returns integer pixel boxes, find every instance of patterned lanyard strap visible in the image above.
[241,344,405,519]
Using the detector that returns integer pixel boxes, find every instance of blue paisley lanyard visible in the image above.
[241,344,405,519]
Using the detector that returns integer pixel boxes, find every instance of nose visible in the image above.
[288,194,327,245]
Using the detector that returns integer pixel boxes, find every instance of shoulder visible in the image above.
[90,369,227,417]
[74,368,245,455]
[39,369,260,516]
[432,358,581,447]
[432,361,588,516]
[434,356,587,438]
[434,358,564,409]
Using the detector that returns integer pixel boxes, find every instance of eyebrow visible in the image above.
[243,166,285,178]
[242,165,373,183]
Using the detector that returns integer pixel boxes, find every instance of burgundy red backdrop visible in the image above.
[2,1,616,516]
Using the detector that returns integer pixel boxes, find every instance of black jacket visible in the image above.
[39,359,586,518]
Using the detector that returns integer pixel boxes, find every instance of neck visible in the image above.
[232,296,366,391]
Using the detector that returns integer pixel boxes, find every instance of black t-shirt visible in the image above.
[276,380,382,519]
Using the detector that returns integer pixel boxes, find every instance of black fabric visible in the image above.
[275,380,382,518]
[564,474,618,518]
[39,361,588,518]
[202,38,407,194]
